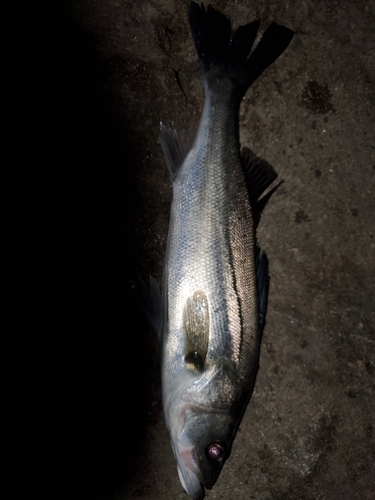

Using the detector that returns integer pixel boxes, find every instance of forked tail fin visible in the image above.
[189,2,294,98]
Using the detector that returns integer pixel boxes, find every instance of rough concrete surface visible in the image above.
[20,1,374,499]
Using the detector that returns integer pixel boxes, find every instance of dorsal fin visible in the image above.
[183,290,209,371]
[160,124,194,181]
[241,147,282,226]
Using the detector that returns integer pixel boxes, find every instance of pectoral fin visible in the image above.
[255,245,269,333]
[183,290,210,371]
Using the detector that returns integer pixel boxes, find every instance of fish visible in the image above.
[141,3,294,499]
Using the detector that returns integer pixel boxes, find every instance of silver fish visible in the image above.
[142,3,293,499]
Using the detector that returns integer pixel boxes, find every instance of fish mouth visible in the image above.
[173,441,206,499]
[177,465,205,500]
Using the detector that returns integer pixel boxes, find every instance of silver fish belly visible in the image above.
[154,3,293,499]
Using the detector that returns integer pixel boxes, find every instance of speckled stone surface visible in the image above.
[22,1,374,499]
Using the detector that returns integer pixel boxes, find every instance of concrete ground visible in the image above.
[21,1,374,499]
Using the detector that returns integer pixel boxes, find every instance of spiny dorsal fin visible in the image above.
[183,290,209,371]
[160,124,195,181]
[139,275,162,338]
[241,147,282,226]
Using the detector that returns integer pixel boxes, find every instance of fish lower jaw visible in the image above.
[178,465,205,500]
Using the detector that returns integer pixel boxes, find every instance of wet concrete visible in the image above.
[21,1,374,499]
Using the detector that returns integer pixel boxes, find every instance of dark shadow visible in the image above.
[12,2,151,499]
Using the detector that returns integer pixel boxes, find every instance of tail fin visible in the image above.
[189,2,294,97]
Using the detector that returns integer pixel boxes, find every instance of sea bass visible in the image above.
[142,3,293,499]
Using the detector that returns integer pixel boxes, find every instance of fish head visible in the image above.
[174,408,237,496]
[165,358,246,499]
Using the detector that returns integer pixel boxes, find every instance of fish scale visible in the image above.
[166,93,250,370]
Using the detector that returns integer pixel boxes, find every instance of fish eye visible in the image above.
[206,442,225,462]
